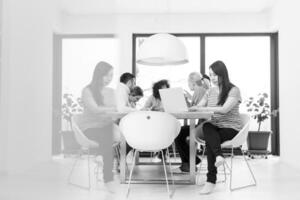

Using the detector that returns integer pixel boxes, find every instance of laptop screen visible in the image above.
[159,88,189,113]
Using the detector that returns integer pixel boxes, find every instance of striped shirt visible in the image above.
[204,86,243,131]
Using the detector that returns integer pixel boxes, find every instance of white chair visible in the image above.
[221,113,257,191]
[67,116,99,190]
[119,111,181,198]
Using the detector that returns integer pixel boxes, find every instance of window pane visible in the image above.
[62,38,119,98]
[206,36,271,132]
[135,36,200,109]
[62,38,119,130]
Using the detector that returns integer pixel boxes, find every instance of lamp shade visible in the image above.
[136,33,188,66]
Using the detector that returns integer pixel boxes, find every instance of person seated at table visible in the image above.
[142,79,170,111]
[142,79,170,162]
[189,60,243,194]
[128,86,144,108]
[184,72,208,107]
[175,72,210,173]
[76,61,116,184]
[115,72,136,112]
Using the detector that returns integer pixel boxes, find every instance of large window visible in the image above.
[133,33,279,155]
[205,36,271,132]
[62,37,119,98]
[135,36,200,109]
[53,35,119,154]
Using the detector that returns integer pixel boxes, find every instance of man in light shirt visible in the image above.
[115,72,136,112]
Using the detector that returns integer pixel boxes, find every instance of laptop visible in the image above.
[159,87,189,113]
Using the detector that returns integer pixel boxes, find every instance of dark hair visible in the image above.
[130,86,144,97]
[120,73,135,84]
[152,79,170,100]
[202,74,210,81]
[210,60,234,105]
[88,61,113,106]
[195,74,210,86]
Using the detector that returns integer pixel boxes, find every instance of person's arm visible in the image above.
[190,97,239,113]
[115,86,136,112]
[184,90,192,107]
[141,96,154,111]
[193,90,209,108]
[184,89,192,100]
[190,87,241,114]
[82,88,116,114]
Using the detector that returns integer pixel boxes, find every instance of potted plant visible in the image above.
[61,93,83,154]
[245,93,272,158]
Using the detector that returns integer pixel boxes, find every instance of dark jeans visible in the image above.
[175,125,201,165]
[84,124,114,183]
[203,122,238,184]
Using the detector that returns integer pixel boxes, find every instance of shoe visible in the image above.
[215,156,225,168]
[179,162,190,172]
[199,182,215,195]
[180,159,201,173]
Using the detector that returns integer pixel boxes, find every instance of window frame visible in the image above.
[52,34,116,155]
[132,32,280,155]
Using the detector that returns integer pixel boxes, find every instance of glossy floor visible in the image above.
[1,156,300,200]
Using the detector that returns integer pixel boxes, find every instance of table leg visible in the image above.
[120,135,126,183]
[189,119,196,184]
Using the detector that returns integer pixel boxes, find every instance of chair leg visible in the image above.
[87,150,91,190]
[114,144,121,165]
[196,144,206,185]
[221,163,227,183]
[67,150,81,184]
[229,148,257,191]
[126,149,137,198]
[172,142,177,161]
[166,148,175,186]
[198,144,206,171]
[68,149,92,190]
[161,150,171,198]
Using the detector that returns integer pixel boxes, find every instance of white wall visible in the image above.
[270,0,300,170]
[60,12,271,73]
[0,0,59,172]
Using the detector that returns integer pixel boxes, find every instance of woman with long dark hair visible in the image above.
[76,61,116,184]
[190,60,243,194]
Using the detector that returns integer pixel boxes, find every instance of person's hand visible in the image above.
[188,106,199,112]
[184,90,192,99]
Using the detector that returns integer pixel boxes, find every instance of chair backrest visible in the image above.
[229,113,250,148]
[71,115,98,149]
[119,111,181,151]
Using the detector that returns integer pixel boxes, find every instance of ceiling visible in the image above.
[60,0,277,15]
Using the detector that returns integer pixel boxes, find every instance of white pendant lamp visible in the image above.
[136,33,189,66]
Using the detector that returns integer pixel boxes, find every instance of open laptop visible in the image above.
[159,87,189,113]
